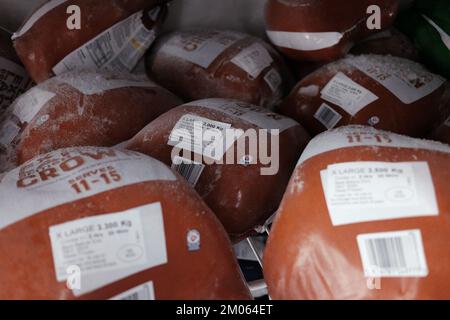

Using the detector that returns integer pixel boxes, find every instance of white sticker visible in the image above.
[266,30,343,51]
[0,120,20,148]
[320,161,439,226]
[110,281,155,300]
[0,57,32,111]
[321,72,379,116]
[171,156,205,187]
[52,10,158,75]
[298,126,450,165]
[185,99,298,132]
[314,103,342,129]
[12,0,69,39]
[357,229,428,277]
[49,202,167,296]
[12,86,56,123]
[56,72,157,95]
[159,30,246,69]
[168,114,237,161]
[264,68,282,93]
[0,147,176,231]
[347,55,445,105]
[231,43,273,78]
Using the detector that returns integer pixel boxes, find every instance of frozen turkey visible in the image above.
[146,29,293,110]
[0,71,182,168]
[13,0,169,83]
[0,146,251,299]
[279,54,447,137]
[264,125,450,299]
[123,98,310,240]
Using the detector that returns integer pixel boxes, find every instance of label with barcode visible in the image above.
[171,156,205,186]
[231,43,273,78]
[314,103,342,129]
[168,114,239,161]
[264,68,282,93]
[320,161,439,226]
[321,72,379,116]
[52,10,158,74]
[159,30,246,69]
[110,281,155,300]
[357,229,428,277]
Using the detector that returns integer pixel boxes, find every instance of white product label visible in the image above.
[49,202,167,296]
[357,229,428,277]
[0,120,20,147]
[168,114,237,161]
[314,103,342,129]
[171,156,205,187]
[0,57,32,111]
[266,30,343,51]
[12,0,69,39]
[347,55,445,105]
[56,72,157,95]
[422,15,450,50]
[320,161,439,226]
[52,10,158,75]
[160,30,246,69]
[110,281,155,300]
[0,147,176,231]
[231,43,273,78]
[12,86,56,123]
[264,68,282,93]
[185,99,298,132]
[321,72,379,116]
[298,126,450,165]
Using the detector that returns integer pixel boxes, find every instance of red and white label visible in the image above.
[0,147,176,231]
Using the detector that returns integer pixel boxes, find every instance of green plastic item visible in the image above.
[397,0,450,79]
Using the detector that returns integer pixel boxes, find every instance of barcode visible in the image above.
[110,282,155,300]
[86,33,115,68]
[357,230,428,277]
[121,292,140,300]
[171,156,205,186]
[264,68,282,92]
[314,103,342,129]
